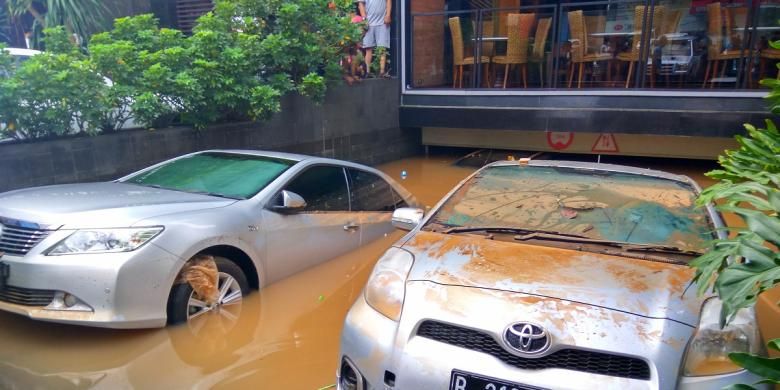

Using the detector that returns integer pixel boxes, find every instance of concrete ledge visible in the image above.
[0,80,421,193]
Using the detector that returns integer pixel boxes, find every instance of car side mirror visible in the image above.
[392,207,425,231]
[273,190,307,213]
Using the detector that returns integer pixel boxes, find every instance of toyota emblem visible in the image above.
[504,322,550,354]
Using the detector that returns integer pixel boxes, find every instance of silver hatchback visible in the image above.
[338,160,766,390]
[0,150,415,328]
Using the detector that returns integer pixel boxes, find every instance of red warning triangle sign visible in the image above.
[591,133,619,153]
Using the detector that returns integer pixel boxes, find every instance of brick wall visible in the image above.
[0,80,421,193]
[411,0,446,87]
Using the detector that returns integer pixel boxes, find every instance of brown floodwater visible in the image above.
[0,152,776,389]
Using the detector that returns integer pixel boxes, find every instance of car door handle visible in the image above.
[343,223,359,231]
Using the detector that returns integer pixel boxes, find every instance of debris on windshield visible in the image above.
[560,207,578,219]
[177,255,219,305]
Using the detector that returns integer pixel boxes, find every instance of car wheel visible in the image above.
[167,256,250,326]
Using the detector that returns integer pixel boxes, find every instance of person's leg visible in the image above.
[365,47,374,75]
[378,25,391,76]
[363,26,377,76]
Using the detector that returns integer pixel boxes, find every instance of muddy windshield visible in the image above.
[124,152,296,199]
[426,165,713,252]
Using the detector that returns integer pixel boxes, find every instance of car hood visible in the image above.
[402,231,702,326]
[0,182,236,229]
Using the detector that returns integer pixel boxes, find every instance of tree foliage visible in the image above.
[1,0,359,138]
[0,27,107,139]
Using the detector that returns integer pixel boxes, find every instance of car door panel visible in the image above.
[347,168,400,245]
[263,165,360,284]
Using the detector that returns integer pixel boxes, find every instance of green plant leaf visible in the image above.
[722,384,758,390]
[729,352,780,383]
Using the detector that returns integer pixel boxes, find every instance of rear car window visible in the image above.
[348,169,397,212]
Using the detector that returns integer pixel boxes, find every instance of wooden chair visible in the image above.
[660,9,683,36]
[702,3,748,87]
[449,16,491,88]
[616,6,665,88]
[530,17,552,87]
[492,13,535,88]
[567,10,612,88]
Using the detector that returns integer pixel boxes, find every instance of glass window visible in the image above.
[283,166,350,212]
[425,165,713,252]
[407,0,770,90]
[124,152,295,199]
[348,169,397,211]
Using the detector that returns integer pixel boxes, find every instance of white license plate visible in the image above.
[449,370,546,390]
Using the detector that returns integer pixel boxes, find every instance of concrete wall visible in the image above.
[0,80,421,193]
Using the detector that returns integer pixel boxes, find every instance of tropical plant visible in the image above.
[5,0,110,47]
[690,41,780,390]
[0,5,10,43]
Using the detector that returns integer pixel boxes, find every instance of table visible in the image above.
[588,31,639,37]
[471,36,508,42]
[733,26,780,32]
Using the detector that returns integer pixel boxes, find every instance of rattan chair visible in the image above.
[660,9,683,36]
[449,16,491,88]
[702,3,748,87]
[567,10,612,88]
[530,17,552,87]
[616,6,665,88]
[492,13,535,88]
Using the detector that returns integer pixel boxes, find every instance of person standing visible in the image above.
[357,0,391,77]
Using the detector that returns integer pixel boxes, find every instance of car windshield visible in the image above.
[426,165,713,252]
[123,152,296,199]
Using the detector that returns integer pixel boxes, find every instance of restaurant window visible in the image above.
[407,0,779,91]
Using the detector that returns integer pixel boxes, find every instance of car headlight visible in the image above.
[364,247,414,321]
[46,227,164,255]
[682,298,762,376]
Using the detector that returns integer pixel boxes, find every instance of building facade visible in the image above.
[399,0,776,158]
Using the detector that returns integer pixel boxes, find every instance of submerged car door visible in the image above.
[262,165,360,283]
[347,168,404,244]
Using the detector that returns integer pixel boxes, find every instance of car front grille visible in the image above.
[0,223,52,256]
[417,320,651,381]
[0,285,56,306]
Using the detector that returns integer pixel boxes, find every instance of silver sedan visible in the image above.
[0,150,416,328]
[338,160,766,390]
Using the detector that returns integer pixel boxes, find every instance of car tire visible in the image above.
[167,255,250,325]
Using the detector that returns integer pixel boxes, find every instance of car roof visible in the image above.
[202,149,382,169]
[485,159,699,188]
[3,48,43,57]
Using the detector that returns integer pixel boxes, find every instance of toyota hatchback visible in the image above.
[337,160,765,390]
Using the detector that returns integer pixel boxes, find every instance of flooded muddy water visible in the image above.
[0,152,776,389]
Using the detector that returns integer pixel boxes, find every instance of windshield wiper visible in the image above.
[442,226,590,239]
[513,232,702,256]
[619,244,703,256]
[440,226,701,256]
[188,190,243,200]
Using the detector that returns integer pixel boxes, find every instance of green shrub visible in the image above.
[2,0,359,139]
[0,28,107,140]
